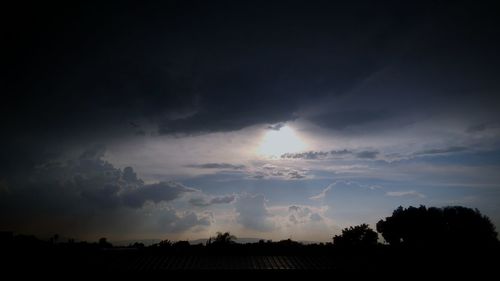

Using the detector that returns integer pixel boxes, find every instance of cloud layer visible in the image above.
[0,147,209,239]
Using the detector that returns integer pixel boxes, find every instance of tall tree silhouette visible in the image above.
[376,205,498,248]
[333,224,378,248]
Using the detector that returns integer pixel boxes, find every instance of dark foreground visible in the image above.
[3,246,499,277]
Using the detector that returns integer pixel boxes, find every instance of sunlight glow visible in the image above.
[257,126,307,157]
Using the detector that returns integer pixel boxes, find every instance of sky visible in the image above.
[1,0,500,242]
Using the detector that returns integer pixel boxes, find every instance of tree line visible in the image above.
[2,205,498,253]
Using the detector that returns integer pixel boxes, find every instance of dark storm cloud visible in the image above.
[186,163,245,170]
[308,110,391,131]
[465,122,500,133]
[1,1,498,177]
[73,149,197,209]
[0,147,205,235]
[2,1,452,139]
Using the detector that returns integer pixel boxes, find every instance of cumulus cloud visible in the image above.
[0,147,209,238]
[310,213,323,222]
[158,208,213,233]
[234,193,274,232]
[67,149,196,209]
[122,181,196,208]
[186,163,245,170]
[259,204,333,241]
[287,205,323,224]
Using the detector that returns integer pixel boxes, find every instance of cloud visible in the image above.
[279,145,468,163]
[234,193,274,232]
[287,205,323,224]
[310,213,323,222]
[158,208,213,233]
[267,123,286,131]
[466,122,500,133]
[67,148,196,209]
[307,110,391,131]
[0,147,209,238]
[121,181,196,208]
[330,149,353,157]
[412,146,468,157]
[122,166,142,184]
[261,204,334,241]
[382,146,472,162]
[355,150,379,159]
[80,184,122,209]
[250,164,308,180]
[386,190,426,198]
[308,181,393,227]
[287,170,307,179]
[186,163,245,170]
[189,194,236,207]
[210,194,236,204]
[10,0,499,144]
[280,149,381,161]
[310,185,333,200]
[281,151,329,160]
[2,1,500,241]
[310,181,384,201]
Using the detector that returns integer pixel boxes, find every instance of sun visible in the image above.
[257,125,307,157]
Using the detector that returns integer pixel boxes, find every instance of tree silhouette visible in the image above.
[158,239,172,248]
[376,205,498,248]
[207,232,237,246]
[333,223,378,248]
[50,234,59,244]
[98,237,112,248]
